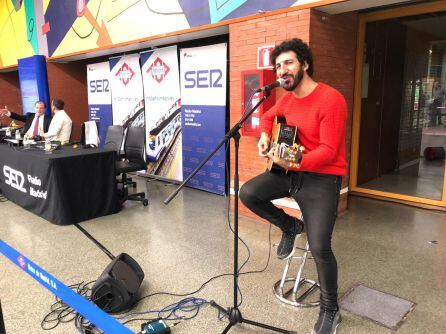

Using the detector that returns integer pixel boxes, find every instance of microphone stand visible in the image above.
[73,223,115,260]
[165,91,295,334]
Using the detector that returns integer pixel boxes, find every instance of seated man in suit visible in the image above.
[41,99,72,143]
[0,101,51,137]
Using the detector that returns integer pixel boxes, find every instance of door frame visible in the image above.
[350,0,446,210]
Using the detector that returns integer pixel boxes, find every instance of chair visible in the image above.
[115,126,148,206]
[105,125,137,188]
[104,125,124,156]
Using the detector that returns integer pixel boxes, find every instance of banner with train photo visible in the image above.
[180,43,227,195]
[140,46,183,181]
[109,54,145,129]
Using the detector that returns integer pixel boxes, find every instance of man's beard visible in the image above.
[283,68,304,92]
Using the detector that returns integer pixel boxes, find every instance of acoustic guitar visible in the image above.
[267,117,304,173]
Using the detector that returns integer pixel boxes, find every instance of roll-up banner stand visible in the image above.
[87,62,113,147]
[180,43,227,195]
[141,46,183,181]
[109,54,145,130]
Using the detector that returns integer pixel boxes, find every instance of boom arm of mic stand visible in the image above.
[164,91,271,205]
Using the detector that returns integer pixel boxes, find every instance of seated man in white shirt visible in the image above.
[42,99,72,143]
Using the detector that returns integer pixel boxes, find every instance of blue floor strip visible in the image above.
[0,239,133,334]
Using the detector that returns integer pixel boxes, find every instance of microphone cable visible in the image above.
[41,280,96,331]
[132,133,274,311]
[223,141,273,308]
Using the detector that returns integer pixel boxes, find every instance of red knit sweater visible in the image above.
[260,83,347,175]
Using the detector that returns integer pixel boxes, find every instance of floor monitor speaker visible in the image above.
[91,253,144,313]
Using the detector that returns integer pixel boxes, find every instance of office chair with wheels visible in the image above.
[115,126,148,206]
[104,125,137,187]
[104,125,124,156]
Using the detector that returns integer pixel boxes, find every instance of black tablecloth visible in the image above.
[0,144,119,225]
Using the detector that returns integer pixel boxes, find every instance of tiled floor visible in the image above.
[1,178,446,333]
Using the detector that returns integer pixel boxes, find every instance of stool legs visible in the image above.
[273,239,320,308]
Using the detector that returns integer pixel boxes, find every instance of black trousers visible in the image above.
[240,170,342,310]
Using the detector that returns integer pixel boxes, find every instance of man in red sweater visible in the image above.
[240,38,347,334]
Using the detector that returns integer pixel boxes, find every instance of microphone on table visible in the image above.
[255,78,286,93]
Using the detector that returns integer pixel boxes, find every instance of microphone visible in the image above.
[255,78,285,93]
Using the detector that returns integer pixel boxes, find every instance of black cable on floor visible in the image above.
[133,137,274,310]
[41,142,274,331]
[41,232,272,332]
[41,280,208,333]
[73,223,115,260]
[118,296,207,325]
[41,281,95,332]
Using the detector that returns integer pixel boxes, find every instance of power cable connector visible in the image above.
[141,318,180,334]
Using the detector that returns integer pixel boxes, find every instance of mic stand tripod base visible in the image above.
[210,301,296,334]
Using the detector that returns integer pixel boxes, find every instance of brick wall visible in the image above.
[309,10,358,211]
[0,71,21,126]
[47,61,89,141]
[229,8,358,220]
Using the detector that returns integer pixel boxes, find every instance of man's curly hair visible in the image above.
[270,38,314,77]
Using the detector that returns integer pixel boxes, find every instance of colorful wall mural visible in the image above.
[1,0,325,68]
[0,0,41,67]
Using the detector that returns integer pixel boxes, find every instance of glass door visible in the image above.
[351,3,446,209]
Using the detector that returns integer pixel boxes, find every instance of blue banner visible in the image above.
[87,62,113,147]
[180,44,227,195]
[182,105,226,194]
[0,240,133,334]
[88,104,113,147]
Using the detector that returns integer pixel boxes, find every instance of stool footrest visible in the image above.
[273,278,320,308]
[273,240,320,308]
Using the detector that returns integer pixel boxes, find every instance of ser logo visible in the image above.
[184,69,223,88]
[89,79,110,93]
[3,165,27,193]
